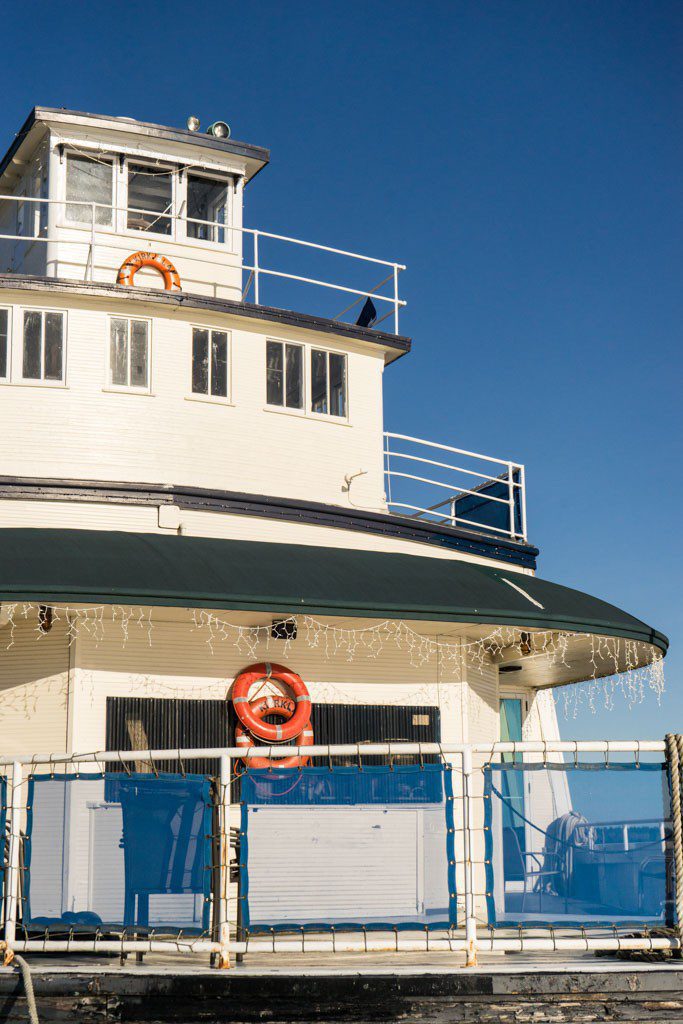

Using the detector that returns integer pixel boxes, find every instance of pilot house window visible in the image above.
[311,349,346,417]
[187,176,229,243]
[266,340,303,409]
[127,163,173,235]
[22,310,64,382]
[66,154,113,225]
[109,318,150,390]
[192,327,229,398]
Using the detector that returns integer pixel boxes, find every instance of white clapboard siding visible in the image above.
[0,617,69,756]
[70,619,465,752]
[0,295,387,512]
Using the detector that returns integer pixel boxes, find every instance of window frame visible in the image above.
[125,159,177,240]
[0,306,10,383]
[20,307,67,386]
[106,315,152,394]
[64,151,115,228]
[264,337,305,414]
[185,172,232,246]
[309,344,348,420]
[189,323,232,404]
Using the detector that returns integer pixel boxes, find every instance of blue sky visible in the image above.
[3,1,681,738]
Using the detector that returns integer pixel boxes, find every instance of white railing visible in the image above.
[0,739,674,968]
[384,433,527,542]
[0,194,407,333]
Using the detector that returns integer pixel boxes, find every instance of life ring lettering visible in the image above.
[116,251,182,292]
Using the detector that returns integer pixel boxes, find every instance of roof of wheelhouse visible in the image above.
[0,106,270,186]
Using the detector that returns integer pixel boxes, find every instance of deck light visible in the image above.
[207,120,231,140]
[186,115,201,132]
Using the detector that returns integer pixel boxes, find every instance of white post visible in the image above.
[4,762,23,949]
[253,231,260,305]
[461,746,478,967]
[518,464,528,542]
[507,463,516,539]
[217,754,231,968]
[393,265,400,334]
[89,202,96,282]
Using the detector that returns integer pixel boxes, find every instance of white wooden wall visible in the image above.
[0,290,387,510]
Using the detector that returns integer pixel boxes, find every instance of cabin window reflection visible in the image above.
[0,309,8,380]
[66,154,113,225]
[109,317,150,390]
[192,327,229,398]
[311,349,347,417]
[22,310,65,383]
[127,163,173,235]
[266,340,303,409]
[187,176,229,243]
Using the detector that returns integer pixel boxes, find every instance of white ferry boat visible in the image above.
[0,107,672,975]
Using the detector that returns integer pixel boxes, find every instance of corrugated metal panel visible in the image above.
[107,697,441,774]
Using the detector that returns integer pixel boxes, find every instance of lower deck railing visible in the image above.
[0,741,678,968]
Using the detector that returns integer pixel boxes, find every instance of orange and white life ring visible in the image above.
[116,251,182,291]
[235,695,314,768]
[232,663,311,742]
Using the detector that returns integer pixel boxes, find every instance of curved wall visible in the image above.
[0,286,387,510]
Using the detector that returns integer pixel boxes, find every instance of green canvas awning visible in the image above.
[0,528,667,655]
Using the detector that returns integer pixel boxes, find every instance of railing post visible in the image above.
[217,754,231,968]
[393,265,400,335]
[462,746,478,967]
[518,464,527,542]
[253,231,260,305]
[89,202,96,282]
[507,462,516,539]
[4,761,23,950]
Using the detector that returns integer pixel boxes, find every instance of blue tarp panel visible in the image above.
[484,762,672,928]
[23,773,213,935]
[240,764,456,932]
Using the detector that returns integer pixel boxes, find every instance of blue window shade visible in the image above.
[240,765,456,932]
[484,762,673,928]
[23,774,212,935]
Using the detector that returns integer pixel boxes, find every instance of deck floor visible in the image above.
[1,949,682,1022]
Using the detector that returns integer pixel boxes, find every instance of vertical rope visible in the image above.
[665,734,683,934]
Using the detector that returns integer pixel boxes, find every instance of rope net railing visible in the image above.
[0,740,680,965]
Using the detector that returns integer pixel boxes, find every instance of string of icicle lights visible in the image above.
[0,602,665,716]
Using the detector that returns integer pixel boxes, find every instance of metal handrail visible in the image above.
[0,739,671,968]
[0,194,406,333]
[383,432,527,541]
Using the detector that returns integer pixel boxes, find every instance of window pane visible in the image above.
[130,321,149,388]
[187,176,228,243]
[311,350,328,414]
[66,155,113,225]
[266,340,283,406]
[192,328,209,394]
[329,353,346,417]
[23,311,42,379]
[0,309,7,378]
[44,313,63,381]
[128,164,172,235]
[211,331,228,397]
[110,318,128,386]
[285,344,302,408]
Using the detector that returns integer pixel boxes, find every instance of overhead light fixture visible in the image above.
[207,120,231,140]
[186,115,201,132]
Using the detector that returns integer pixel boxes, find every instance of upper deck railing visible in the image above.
[0,194,407,334]
[384,432,527,542]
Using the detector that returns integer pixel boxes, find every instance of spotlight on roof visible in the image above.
[207,120,231,140]
[186,115,201,132]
